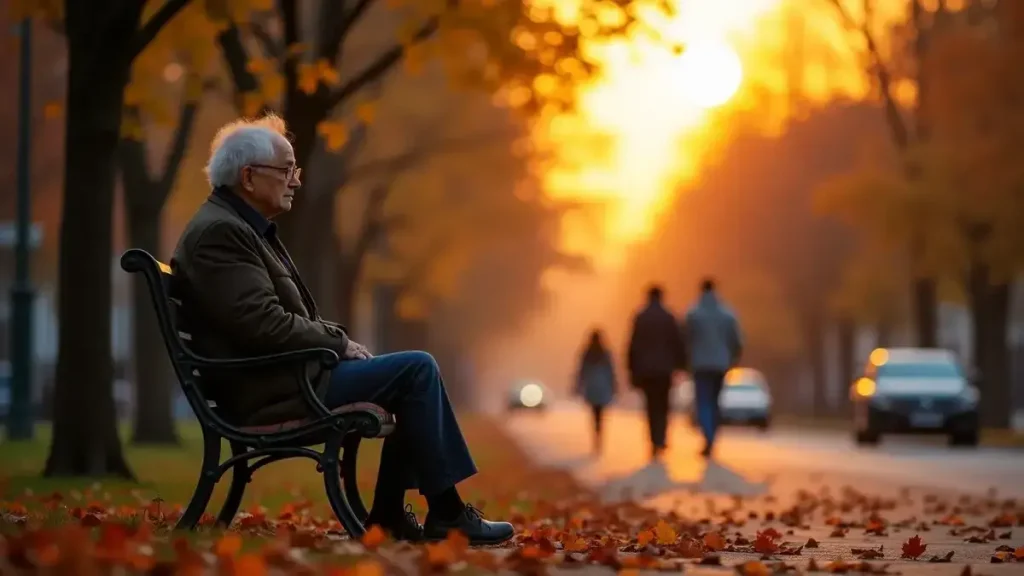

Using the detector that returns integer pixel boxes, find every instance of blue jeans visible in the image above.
[693,370,725,448]
[323,351,477,496]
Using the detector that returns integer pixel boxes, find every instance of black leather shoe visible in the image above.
[423,504,515,545]
[366,504,424,542]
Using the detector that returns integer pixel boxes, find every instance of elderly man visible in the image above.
[171,114,513,545]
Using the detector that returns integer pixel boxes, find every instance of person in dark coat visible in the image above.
[627,285,687,458]
[171,114,513,545]
[575,329,617,454]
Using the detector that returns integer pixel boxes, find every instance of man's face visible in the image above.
[240,139,301,218]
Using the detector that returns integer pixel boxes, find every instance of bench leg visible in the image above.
[174,430,222,530]
[216,441,251,528]
[323,435,366,538]
[341,434,369,522]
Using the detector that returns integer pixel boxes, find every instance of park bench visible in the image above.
[119,248,395,537]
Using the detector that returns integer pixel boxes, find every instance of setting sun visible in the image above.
[675,41,743,109]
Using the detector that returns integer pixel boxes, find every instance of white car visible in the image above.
[678,368,773,430]
[850,347,980,446]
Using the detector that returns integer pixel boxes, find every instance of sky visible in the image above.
[474,0,917,405]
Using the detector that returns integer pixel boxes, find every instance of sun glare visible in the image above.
[676,41,743,109]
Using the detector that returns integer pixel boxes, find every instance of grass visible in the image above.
[0,414,582,522]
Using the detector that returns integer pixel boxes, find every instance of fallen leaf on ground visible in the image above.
[901,535,927,559]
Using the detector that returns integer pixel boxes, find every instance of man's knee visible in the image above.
[393,350,439,383]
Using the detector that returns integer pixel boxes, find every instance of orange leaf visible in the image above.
[233,553,267,576]
[298,62,320,95]
[703,532,726,551]
[636,529,654,547]
[753,531,779,555]
[213,533,243,557]
[352,559,384,576]
[355,102,376,124]
[563,537,588,552]
[901,535,927,559]
[1014,545,1024,560]
[360,524,387,550]
[654,520,677,545]
[737,560,771,576]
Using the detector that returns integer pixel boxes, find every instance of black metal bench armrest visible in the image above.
[186,348,338,419]
[186,347,340,370]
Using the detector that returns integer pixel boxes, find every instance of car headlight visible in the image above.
[519,383,544,407]
[958,385,980,406]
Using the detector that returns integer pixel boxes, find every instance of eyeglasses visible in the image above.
[250,164,301,181]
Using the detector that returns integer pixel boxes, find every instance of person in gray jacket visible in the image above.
[682,278,743,457]
[576,329,617,455]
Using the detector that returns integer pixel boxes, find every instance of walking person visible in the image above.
[627,285,688,459]
[682,278,743,458]
[575,329,617,455]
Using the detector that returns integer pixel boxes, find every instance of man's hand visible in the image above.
[344,339,373,360]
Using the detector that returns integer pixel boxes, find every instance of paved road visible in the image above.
[503,402,1024,574]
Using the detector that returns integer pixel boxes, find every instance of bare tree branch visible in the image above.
[826,0,910,150]
[130,0,191,60]
[251,19,284,60]
[321,0,376,63]
[325,16,441,110]
[346,129,514,182]
[157,93,200,193]
[217,24,262,94]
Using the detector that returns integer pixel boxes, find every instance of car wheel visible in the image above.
[855,429,880,446]
[949,430,979,447]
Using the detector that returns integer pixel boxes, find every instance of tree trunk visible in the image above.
[44,38,133,478]
[805,313,828,417]
[912,277,938,348]
[126,198,178,444]
[275,97,327,291]
[837,318,856,415]
[969,256,1012,429]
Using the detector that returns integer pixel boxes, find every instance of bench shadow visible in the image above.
[597,458,768,502]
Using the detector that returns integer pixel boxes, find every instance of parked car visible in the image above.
[507,380,548,412]
[850,347,980,447]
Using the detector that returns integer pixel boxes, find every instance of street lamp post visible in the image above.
[6,16,36,441]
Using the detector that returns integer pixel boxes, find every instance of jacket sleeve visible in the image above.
[188,221,350,357]
[727,313,743,365]
[626,315,640,375]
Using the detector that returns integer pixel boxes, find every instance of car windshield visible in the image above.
[878,362,962,378]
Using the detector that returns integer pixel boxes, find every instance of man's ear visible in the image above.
[241,166,255,191]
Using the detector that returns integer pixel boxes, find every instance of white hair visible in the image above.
[205,114,291,188]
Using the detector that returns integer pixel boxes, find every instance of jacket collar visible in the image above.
[211,186,276,238]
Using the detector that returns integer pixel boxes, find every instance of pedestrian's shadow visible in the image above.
[597,459,767,502]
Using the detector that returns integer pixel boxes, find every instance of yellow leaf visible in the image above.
[317,58,340,86]
[261,71,284,103]
[317,120,348,151]
[654,520,677,545]
[241,92,263,117]
[298,62,320,95]
[42,101,63,120]
[355,102,376,124]
[246,57,269,74]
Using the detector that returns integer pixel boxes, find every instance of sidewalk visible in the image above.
[503,404,1024,575]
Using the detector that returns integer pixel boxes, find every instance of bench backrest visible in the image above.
[119,249,220,421]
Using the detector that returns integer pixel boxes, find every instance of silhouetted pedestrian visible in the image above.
[627,285,688,459]
[576,329,617,455]
[682,278,743,458]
